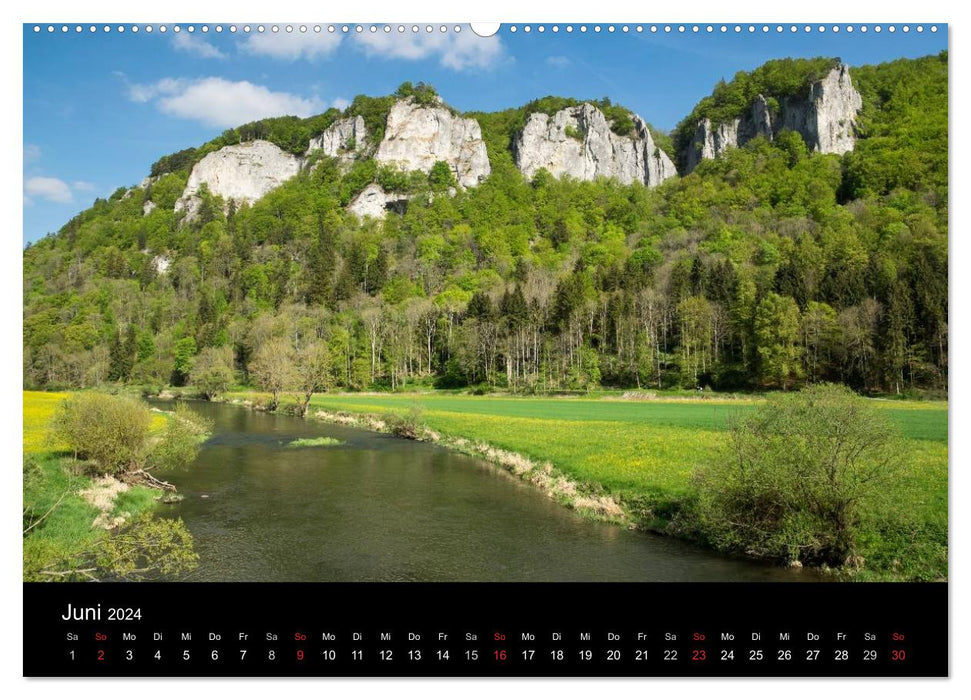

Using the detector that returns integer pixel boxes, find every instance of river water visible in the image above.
[154,400,812,582]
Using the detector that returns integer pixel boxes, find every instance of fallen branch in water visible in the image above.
[122,469,177,492]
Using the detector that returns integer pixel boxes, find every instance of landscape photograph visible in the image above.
[22,24,947,584]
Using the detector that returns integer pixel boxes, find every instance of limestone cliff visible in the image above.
[175,140,302,220]
[373,98,490,188]
[306,115,369,162]
[513,103,677,187]
[173,99,492,223]
[347,184,409,220]
[682,64,862,173]
[779,63,862,154]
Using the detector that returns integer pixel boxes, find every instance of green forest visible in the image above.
[23,53,948,400]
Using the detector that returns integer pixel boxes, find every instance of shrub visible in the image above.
[147,402,212,471]
[394,81,440,106]
[690,384,904,567]
[385,404,425,440]
[51,394,152,474]
[564,125,583,141]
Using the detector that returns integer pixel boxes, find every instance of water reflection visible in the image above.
[154,400,814,583]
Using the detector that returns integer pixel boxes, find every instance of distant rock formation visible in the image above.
[682,64,862,172]
[348,183,409,220]
[307,115,369,162]
[152,254,171,275]
[513,103,677,186]
[175,99,493,223]
[175,140,302,221]
[780,63,863,154]
[372,98,491,188]
[163,71,863,221]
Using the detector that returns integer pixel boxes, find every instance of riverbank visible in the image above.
[38,385,941,581]
[219,389,947,582]
[260,401,629,526]
[22,391,193,581]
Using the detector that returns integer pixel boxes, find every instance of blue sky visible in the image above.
[23,23,947,244]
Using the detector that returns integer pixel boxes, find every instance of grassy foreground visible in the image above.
[23,391,166,580]
[226,390,947,581]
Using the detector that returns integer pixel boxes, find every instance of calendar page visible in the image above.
[21,19,948,678]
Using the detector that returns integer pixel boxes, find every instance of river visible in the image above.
[154,400,813,582]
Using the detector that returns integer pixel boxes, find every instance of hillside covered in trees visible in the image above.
[23,53,948,398]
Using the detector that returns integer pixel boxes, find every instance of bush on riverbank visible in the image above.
[687,384,906,569]
[147,402,213,471]
[52,393,151,473]
[52,393,210,477]
[384,404,425,439]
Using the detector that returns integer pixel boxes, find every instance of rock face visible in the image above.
[780,63,863,154]
[142,200,157,216]
[152,254,171,275]
[170,99,492,223]
[682,64,862,172]
[513,103,677,187]
[374,99,490,188]
[347,183,409,220]
[684,97,773,173]
[307,115,369,162]
[175,140,302,220]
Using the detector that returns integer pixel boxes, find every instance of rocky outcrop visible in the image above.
[682,64,862,172]
[348,183,409,220]
[152,254,171,275]
[685,119,737,173]
[513,103,677,187]
[142,200,157,216]
[175,140,302,221]
[170,100,491,223]
[684,96,773,173]
[780,63,862,154]
[307,115,369,162]
[374,98,490,188]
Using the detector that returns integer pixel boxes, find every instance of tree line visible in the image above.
[23,54,947,398]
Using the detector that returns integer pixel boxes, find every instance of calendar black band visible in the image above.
[24,581,947,677]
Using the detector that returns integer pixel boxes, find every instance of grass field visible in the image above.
[237,391,947,581]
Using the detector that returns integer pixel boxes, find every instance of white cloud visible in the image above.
[440,30,505,71]
[72,181,96,192]
[331,97,350,111]
[354,28,505,71]
[546,55,571,68]
[126,76,185,103]
[126,77,325,128]
[24,144,41,164]
[241,31,342,61]
[24,177,73,204]
[173,32,226,60]
[355,31,442,62]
